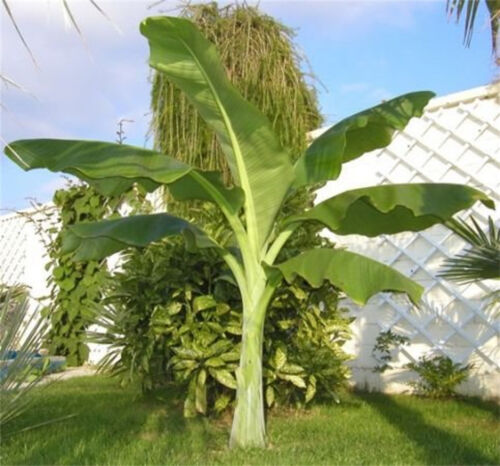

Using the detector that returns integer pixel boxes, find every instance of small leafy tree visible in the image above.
[4,17,494,448]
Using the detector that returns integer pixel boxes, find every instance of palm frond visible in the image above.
[439,216,500,284]
[2,0,116,67]
[0,286,49,430]
[2,0,38,67]
[446,0,500,60]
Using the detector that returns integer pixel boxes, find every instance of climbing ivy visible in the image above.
[42,183,120,366]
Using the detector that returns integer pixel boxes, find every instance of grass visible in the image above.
[1,376,498,465]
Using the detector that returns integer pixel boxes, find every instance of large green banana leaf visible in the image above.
[61,213,217,261]
[293,91,434,188]
[274,248,423,305]
[4,139,243,213]
[140,16,294,250]
[168,171,244,215]
[286,183,494,236]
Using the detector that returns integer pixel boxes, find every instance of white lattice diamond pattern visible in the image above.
[320,85,499,397]
[0,213,29,286]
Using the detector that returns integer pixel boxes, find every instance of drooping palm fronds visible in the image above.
[1,0,118,96]
[446,0,500,63]
[151,2,323,185]
[2,0,115,63]
[439,216,500,284]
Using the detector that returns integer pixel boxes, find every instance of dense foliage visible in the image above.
[42,184,116,366]
[94,229,352,416]
[151,2,322,183]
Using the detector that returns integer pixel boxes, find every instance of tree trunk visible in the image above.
[229,307,266,448]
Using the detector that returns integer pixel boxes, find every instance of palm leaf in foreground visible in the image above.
[0,288,46,429]
[440,216,500,284]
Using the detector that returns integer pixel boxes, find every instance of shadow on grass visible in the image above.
[356,392,497,465]
[2,377,213,466]
[459,395,500,419]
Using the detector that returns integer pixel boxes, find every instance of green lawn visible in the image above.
[1,376,498,465]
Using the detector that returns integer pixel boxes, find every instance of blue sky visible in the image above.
[1,0,497,211]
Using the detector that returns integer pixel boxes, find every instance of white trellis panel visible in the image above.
[0,208,53,337]
[0,209,51,299]
[317,83,499,398]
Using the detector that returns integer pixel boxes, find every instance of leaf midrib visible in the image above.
[177,36,259,256]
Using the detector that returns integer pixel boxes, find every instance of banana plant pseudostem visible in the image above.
[4,17,494,448]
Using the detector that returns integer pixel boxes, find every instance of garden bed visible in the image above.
[1,376,498,465]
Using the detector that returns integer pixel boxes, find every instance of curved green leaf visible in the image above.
[287,184,494,237]
[140,16,294,250]
[4,139,244,213]
[4,139,185,195]
[278,374,306,388]
[169,170,244,215]
[274,248,423,305]
[196,369,207,414]
[61,213,218,261]
[293,91,434,188]
[208,368,237,389]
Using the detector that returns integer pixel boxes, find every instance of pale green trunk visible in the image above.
[229,304,266,448]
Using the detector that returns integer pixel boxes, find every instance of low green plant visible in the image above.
[0,285,48,430]
[372,330,410,373]
[406,354,472,398]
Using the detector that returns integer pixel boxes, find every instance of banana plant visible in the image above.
[3,16,494,448]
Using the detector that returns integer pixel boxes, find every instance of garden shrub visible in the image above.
[94,229,352,416]
[372,330,472,398]
[406,354,472,398]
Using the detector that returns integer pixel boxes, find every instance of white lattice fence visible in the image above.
[0,208,53,339]
[0,212,29,287]
[0,207,54,299]
[317,84,499,398]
